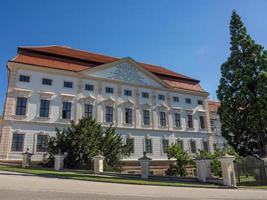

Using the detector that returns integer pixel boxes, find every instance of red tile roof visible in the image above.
[10,45,206,93]
[208,101,220,112]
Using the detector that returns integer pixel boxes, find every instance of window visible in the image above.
[142,92,149,98]
[36,135,48,152]
[177,139,184,150]
[158,94,165,100]
[62,102,72,119]
[187,114,194,128]
[162,139,169,154]
[185,98,191,104]
[126,138,134,153]
[39,99,50,118]
[19,75,30,82]
[203,140,209,152]
[197,100,203,105]
[42,78,52,86]
[145,138,153,153]
[105,87,114,94]
[143,110,150,125]
[190,140,197,153]
[210,119,216,131]
[159,111,166,127]
[124,89,132,96]
[125,108,133,124]
[16,97,27,116]
[199,115,206,129]
[105,106,113,122]
[174,113,180,128]
[85,84,94,91]
[11,133,24,152]
[84,104,93,118]
[64,81,73,88]
[173,96,179,102]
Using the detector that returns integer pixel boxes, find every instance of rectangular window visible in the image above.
[158,94,165,100]
[177,139,184,150]
[162,139,169,154]
[187,114,194,128]
[62,102,72,119]
[84,104,93,118]
[125,108,133,124]
[174,113,181,128]
[105,106,113,122]
[16,97,27,116]
[39,99,50,118]
[105,87,114,94]
[210,119,215,131]
[145,138,153,154]
[42,78,52,86]
[36,135,48,152]
[126,138,134,153]
[142,92,149,98]
[197,100,203,105]
[199,116,206,129]
[190,140,197,154]
[159,111,166,126]
[185,98,191,104]
[64,81,73,88]
[203,141,209,152]
[173,96,179,102]
[143,110,150,125]
[85,84,94,91]
[124,89,132,96]
[11,133,24,152]
[19,75,30,82]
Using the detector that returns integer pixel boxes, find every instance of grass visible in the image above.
[237,176,267,189]
[0,165,220,188]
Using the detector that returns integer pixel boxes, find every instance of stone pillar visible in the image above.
[93,154,105,174]
[195,158,211,182]
[54,154,65,171]
[261,157,267,179]
[22,149,33,168]
[219,154,236,187]
[138,152,152,179]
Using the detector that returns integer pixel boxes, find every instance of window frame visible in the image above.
[187,114,194,129]
[85,84,94,91]
[173,96,179,102]
[124,89,132,96]
[185,98,191,104]
[126,137,135,154]
[161,139,169,154]
[42,78,52,86]
[39,99,50,118]
[190,140,197,154]
[141,92,149,99]
[199,115,206,129]
[145,138,153,154]
[174,113,181,128]
[63,81,73,88]
[159,111,166,127]
[105,106,113,123]
[125,108,133,124]
[11,132,25,152]
[62,101,72,119]
[143,110,150,126]
[19,75,30,83]
[36,134,48,153]
[158,94,165,101]
[15,97,28,116]
[197,100,203,105]
[105,87,114,94]
[84,104,93,118]
[176,139,184,151]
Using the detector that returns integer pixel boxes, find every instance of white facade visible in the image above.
[0,57,213,165]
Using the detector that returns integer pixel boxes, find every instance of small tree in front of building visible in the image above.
[46,117,131,171]
[166,144,193,176]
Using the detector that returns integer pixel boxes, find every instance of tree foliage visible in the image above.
[217,10,267,157]
[166,144,193,176]
[46,117,131,171]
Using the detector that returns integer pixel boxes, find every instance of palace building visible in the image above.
[0,46,216,174]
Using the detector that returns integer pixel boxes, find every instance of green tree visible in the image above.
[166,144,193,176]
[46,117,130,170]
[217,10,267,157]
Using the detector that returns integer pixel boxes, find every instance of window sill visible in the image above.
[187,128,195,131]
[58,118,72,123]
[173,126,182,130]
[36,117,51,121]
[141,124,152,128]
[12,115,28,120]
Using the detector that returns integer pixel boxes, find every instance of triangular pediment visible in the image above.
[80,58,169,88]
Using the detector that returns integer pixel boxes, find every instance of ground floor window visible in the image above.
[36,134,48,152]
[190,140,197,153]
[126,138,134,153]
[162,139,169,153]
[203,140,209,152]
[177,139,184,150]
[145,138,153,153]
[11,133,24,152]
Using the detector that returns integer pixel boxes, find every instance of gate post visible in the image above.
[138,152,152,179]
[219,154,236,187]
[261,157,267,180]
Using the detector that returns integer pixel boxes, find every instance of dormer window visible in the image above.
[85,84,94,91]
[64,81,73,88]
[158,94,165,101]
[105,87,114,94]
[19,75,30,83]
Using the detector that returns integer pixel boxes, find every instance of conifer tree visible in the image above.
[217,10,267,157]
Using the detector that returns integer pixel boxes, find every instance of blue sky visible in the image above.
[1,0,267,114]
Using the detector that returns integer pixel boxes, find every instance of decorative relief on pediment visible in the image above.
[107,62,147,85]
[101,97,116,107]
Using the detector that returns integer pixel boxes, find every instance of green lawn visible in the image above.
[0,165,220,188]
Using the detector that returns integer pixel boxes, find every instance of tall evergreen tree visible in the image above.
[217,10,267,157]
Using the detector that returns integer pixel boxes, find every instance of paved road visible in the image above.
[0,171,267,200]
